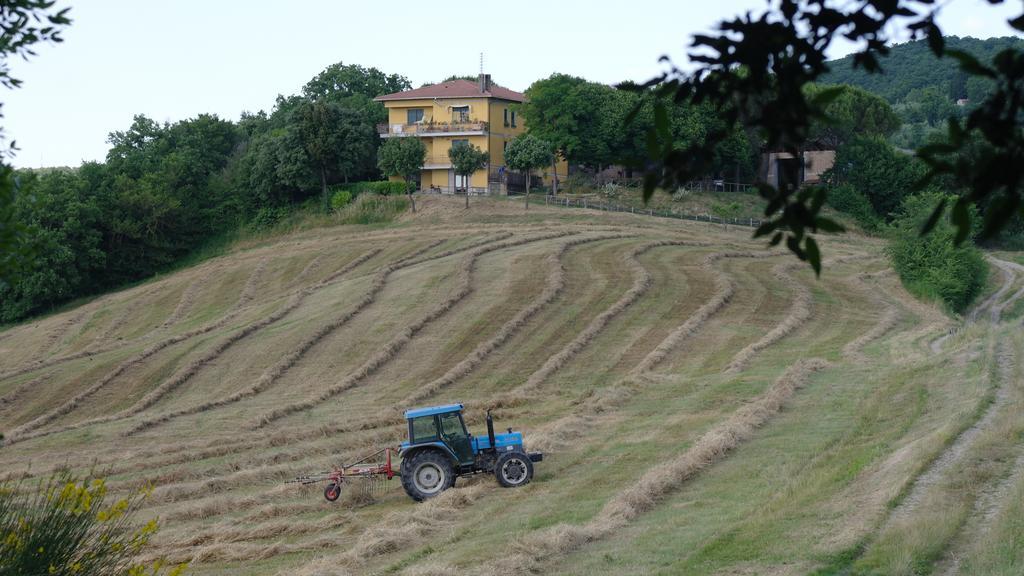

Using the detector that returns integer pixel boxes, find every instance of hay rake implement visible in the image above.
[289,448,395,502]
[288,404,542,503]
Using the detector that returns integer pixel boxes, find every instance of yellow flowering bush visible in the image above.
[0,470,187,575]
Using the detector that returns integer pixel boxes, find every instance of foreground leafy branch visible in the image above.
[637,0,1024,273]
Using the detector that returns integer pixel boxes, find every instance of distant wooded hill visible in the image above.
[822,36,1024,104]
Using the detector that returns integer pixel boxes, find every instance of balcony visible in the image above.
[378,120,489,138]
[422,154,454,169]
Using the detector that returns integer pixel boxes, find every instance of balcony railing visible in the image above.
[378,120,489,136]
[422,154,455,167]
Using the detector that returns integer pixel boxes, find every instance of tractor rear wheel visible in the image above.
[494,451,533,488]
[401,450,454,502]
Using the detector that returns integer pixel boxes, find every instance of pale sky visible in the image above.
[5,0,1022,168]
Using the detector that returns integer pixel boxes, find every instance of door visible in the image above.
[438,411,474,465]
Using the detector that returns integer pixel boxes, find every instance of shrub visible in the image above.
[0,470,185,576]
[330,189,353,210]
[336,194,410,225]
[249,206,290,231]
[827,183,881,231]
[711,201,742,219]
[827,136,928,220]
[888,192,987,314]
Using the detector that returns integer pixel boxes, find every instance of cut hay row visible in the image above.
[843,271,901,362]
[1,258,272,443]
[889,339,1013,524]
[121,239,460,437]
[292,252,326,285]
[250,230,577,430]
[526,250,773,452]
[295,483,489,575]
[160,267,217,330]
[403,234,634,404]
[39,304,96,358]
[22,248,384,442]
[988,256,1024,323]
[123,233,523,438]
[0,375,47,420]
[969,256,1016,323]
[488,240,718,412]
[724,260,814,374]
[0,257,272,385]
[490,359,829,576]
[630,250,775,375]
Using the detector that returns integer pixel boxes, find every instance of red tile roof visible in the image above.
[375,79,524,102]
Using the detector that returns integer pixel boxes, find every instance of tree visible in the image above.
[520,74,616,169]
[635,0,1024,273]
[0,1,72,286]
[302,62,410,103]
[805,84,901,148]
[826,136,927,219]
[296,100,377,211]
[448,143,488,209]
[505,134,552,209]
[377,138,426,213]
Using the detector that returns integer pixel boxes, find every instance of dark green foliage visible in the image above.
[448,142,488,206]
[377,138,426,207]
[336,194,410,225]
[448,143,488,180]
[805,84,901,147]
[338,181,408,196]
[827,136,927,220]
[330,189,352,210]
[1,60,407,323]
[822,36,1024,105]
[0,1,72,285]
[520,73,759,180]
[0,470,185,576]
[637,2,1024,271]
[888,192,987,313]
[825,184,880,231]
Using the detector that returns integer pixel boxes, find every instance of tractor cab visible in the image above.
[398,403,542,501]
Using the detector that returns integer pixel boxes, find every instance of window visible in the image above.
[451,139,469,149]
[452,105,470,122]
[510,111,517,127]
[503,108,509,127]
[407,109,424,124]
[503,141,508,152]
[439,412,467,439]
[410,416,438,443]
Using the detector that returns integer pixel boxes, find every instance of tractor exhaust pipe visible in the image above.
[486,409,496,452]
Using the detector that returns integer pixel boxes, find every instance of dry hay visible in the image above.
[3,257,274,443]
[843,272,901,362]
[488,358,829,575]
[159,267,217,330]
[526,250,771,453]
[724,260,814,374]
[294,483,487,575]
[403,233,633,404]
[251,231,575,429]
[488,240,717,414]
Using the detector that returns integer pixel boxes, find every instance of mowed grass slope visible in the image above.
[1,196,1022,576]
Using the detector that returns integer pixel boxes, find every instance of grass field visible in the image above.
[1,195,1022,575]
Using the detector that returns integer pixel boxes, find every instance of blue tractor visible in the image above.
[399,403,543,501]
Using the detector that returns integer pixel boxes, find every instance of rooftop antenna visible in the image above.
[479,52,484,74]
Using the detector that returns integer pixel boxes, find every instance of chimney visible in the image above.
[478,73,491,93]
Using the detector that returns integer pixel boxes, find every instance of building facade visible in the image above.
[375,74,565,194]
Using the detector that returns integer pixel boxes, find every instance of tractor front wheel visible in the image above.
[401,450,455,502]
[494,451,533,488]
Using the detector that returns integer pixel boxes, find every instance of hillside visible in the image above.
[1,196,1023,575]
[822,36,1024,103]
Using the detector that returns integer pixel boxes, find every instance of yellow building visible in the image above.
[375,74,565,194]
